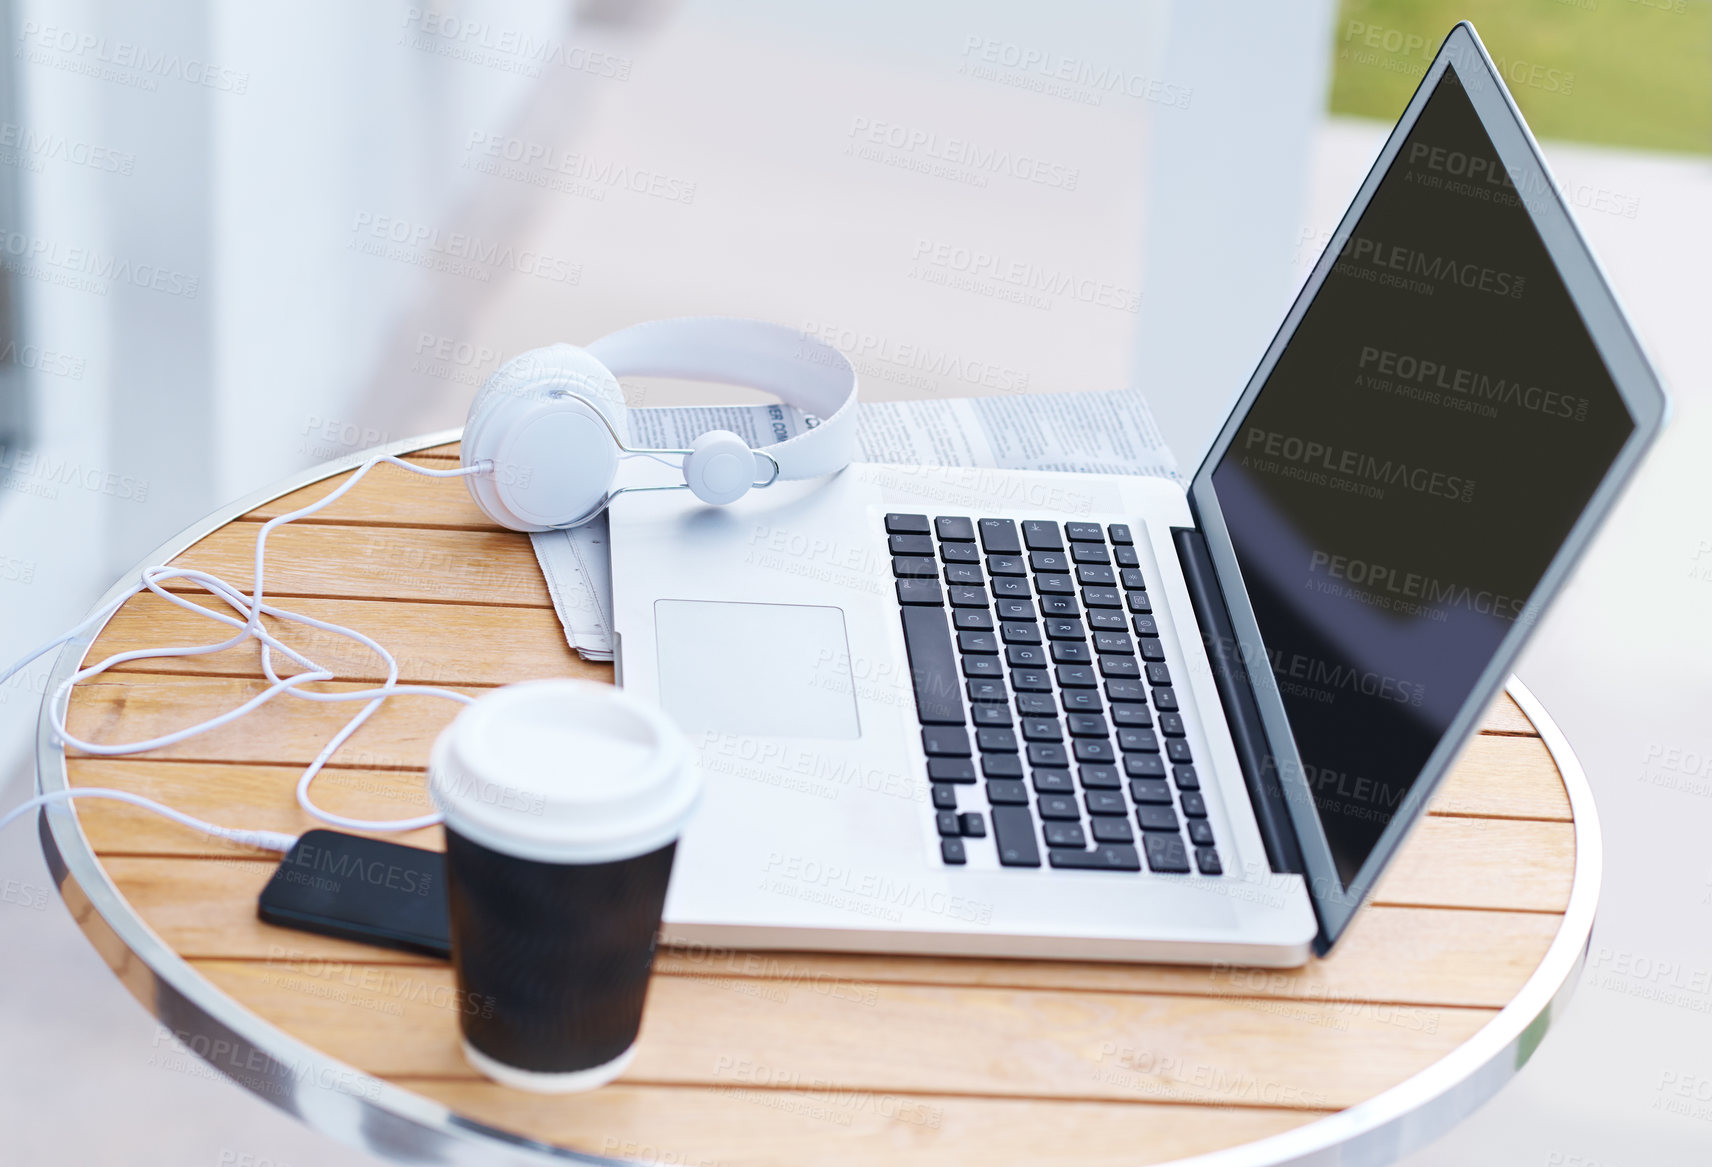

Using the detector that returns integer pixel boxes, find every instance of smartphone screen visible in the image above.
[258,829,451,958]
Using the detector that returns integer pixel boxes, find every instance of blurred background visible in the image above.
[1,0,1708,1163]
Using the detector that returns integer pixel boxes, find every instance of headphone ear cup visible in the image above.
[463,345,629,531]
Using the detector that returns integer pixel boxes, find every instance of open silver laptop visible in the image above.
[609,25,1666,966]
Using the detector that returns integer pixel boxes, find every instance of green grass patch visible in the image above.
[1329,0,1712,154]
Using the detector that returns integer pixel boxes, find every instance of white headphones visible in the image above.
[461,317,860,531]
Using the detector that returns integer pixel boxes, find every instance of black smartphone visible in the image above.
[258,829,451,958]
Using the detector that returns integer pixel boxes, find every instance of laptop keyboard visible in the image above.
[887,513,1221,877]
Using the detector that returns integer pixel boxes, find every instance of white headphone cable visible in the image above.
[1,454,494,852]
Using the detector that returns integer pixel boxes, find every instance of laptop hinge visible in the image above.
[1171,526,1303,876]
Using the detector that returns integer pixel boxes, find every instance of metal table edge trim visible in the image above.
[31,434,1599,1167]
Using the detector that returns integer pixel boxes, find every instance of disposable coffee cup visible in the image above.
[428,678,698,1092]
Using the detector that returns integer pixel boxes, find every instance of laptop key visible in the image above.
[1119,728,1160,753]
[1076,565,1116,587]
[972,704,1013,727]
[1187,819,1215,846]
[1011,668,1053,692]
[966,678,1007,704]
[1022,520,1063,551]
[1167,740,1194,764]
[1050,641,1091,664]
[986,779,1029,805]
[1060,690,1102,713]
[936,811,961,837]
[1124,754,1167,779]
[1172,764,1199,790]
[961,656,1002,679]
[1137,804,1180,832]
[954,609,995,631]
[1044,821,1087,849]
[927,758,976,783]
[889,533,934,556]
[1158,713,1186,737]
[1083,587,1122,608]
[991,577,1032,599]
[1106,679,1148,703]
[1093,631,1134,655]
[931,784,958,810]
[1044,617,1085,640]
[958,630,999,655]
[1078,765,1121,790]
[1006,645,1048,668]
[1037,794,1080,820]
[923,727,971,757]
[1032,769,1074,793]
[1001,621,1042,644]
[1152,686,1179,710]
[941,837,967,865]
[1050,844,1142,872]
[1110,704,1153,728]
[1015,692,1057,716]
[949,585,989,608]
[885,513,930,535]
[1020,717,1062,742]
[940,542,981,563]
[1055,665,1098,688]
[1029,551,1070,574]
[936,516,976,542]
[1039,594,1080,617]
[1035,573,1076,595]
[1146,663,1173,687]
[995,597,1037,621]
[1126,592,1153,614]
[1069,542,1111,566]
[1114,545,1141,568]
[1065,713,1108,737]
[1144,834,1191,873]
[944,563,985,586]
[991,806,1041,866]
[976,727,1018,753]
[1131,615,1160,638]
[1107,524,1133,545]
[983,754,1025,780]
[1090,816,1134,844]
[1027,742,1069,768]
[959,812,987,838]
[901,606,962,724]
[1120,568,1148,591]
[894,556,939,578]
[1072,739,1115,764]
[896,579,944,605]
[1088,610,1126,632]
[987,554,1026,576]
[1100,656,1141,679]
[1085,790,1126,816]
[1129,779,1172,804]
[1065,522,1103,542]
[1138,638,1167,662]
[1195,846,1223,876]
[979,518,1022,554]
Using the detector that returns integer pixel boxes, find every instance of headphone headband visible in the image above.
[584,317,858,480]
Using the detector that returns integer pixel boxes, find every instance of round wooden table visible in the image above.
[35,433,1596,1167]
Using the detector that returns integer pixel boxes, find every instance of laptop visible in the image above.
[608,24,1666,965]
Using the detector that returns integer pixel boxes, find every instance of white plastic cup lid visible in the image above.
[428,679,698,865]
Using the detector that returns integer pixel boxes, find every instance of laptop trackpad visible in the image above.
[654,600,861,739]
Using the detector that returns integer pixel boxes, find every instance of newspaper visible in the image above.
[530,389,1179,660]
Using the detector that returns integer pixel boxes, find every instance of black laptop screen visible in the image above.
[1209,68,1633,888]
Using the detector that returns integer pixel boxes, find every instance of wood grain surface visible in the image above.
[55,442,1579,1167]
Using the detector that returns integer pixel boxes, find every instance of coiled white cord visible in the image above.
[1,454,494,852]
